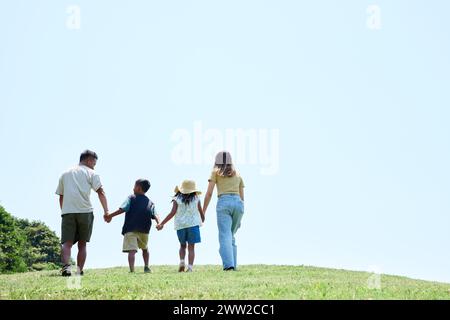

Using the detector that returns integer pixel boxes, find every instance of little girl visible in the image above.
[157,180,205,272]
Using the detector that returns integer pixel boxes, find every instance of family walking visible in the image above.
[55,150,245,277]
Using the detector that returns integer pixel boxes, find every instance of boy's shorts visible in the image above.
[61,213,94,245]
[123,232,149,252]
[177,226,201,245]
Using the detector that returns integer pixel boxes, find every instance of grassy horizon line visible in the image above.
[1,265,450,300]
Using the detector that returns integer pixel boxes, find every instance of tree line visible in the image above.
[0,206,61,273]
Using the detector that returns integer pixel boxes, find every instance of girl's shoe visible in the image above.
[186,268,193,273]
[144,267,152,274]
[178,264,186,273]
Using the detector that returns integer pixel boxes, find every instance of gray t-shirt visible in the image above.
[56,165,102,215]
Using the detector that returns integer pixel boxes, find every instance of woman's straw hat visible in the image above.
[174,180,202,195]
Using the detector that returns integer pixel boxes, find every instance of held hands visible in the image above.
[103,213,112,223]
[156,224,164,231]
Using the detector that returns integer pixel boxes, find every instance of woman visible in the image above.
[203,151,245,271]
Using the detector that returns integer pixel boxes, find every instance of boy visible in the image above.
[105,179,160,273]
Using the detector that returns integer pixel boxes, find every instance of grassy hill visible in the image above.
[1,265,449,300]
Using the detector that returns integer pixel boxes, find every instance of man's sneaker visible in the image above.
[178,264,186,273]
[144,267,152,274]
[61,265,72,277]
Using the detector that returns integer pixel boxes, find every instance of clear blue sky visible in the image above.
[1,1,449,283]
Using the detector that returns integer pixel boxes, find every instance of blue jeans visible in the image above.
[216,194,244,270]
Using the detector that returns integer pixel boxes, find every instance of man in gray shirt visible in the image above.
[56,150,109,277]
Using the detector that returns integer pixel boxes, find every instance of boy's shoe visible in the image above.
[186,268,193,273]
[77,270,84,276]
[178,264,186,273]
[61,265,72,277]
[144,267,152,274]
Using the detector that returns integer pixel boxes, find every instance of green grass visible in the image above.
[1,265,449,300]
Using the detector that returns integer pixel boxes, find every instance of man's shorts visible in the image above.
[61,213,94,245]
[123,232,149,252]
[177,226,201,245]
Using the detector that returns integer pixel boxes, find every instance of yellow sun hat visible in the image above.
[174,180,202,195]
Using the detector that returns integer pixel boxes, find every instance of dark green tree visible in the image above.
[0,206,28,273]
[1,206,61,273]
[17,219,61,271]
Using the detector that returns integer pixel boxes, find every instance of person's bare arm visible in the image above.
[59,195,64,210]
[202,181,215,215]
[198,201,205,223]
[153,214,161,226]
[109,208,125,219]
[239,185,245,202]
[156,202,178,230]
[96,187,109,216]
[152,205,161,226]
